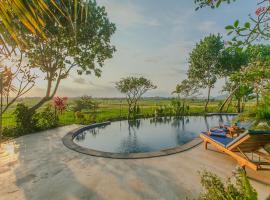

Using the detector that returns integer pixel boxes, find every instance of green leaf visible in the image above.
[225,25,234,30]
[227,31,233,35]
[239,28,246,32]
[244,22,250,29]
[216,0,222,8]
[234,20,239,28]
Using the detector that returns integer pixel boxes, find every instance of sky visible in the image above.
[28,0,258,98]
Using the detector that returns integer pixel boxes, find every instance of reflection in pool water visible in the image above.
[74,115,235,154]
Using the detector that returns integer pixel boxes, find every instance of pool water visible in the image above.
[74,115,235,154]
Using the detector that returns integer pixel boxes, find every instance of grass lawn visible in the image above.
[2,97,257,128]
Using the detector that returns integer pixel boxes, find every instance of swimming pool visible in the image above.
[63,115,235,158]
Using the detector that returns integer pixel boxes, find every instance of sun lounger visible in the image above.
[200,130,270,171]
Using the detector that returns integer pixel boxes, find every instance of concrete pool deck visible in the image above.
[0,125,269,200]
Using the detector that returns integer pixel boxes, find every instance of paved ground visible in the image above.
[0,125,269,200]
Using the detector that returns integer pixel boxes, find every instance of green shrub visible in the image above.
[171,98,189,116]
[3,127,18,138]
[77,113,95,125]
[14,103,38,135]
[256,93,270,120]
[36,105,59,130]
[74,95,98,112]
[13,104,59,136]
[154,106,165,117]
[256,105,270,120]
[198,169,259,200]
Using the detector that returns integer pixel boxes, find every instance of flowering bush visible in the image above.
[255,6,267,16]
[53,96,68,114]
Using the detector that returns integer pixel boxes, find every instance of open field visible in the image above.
[2,97,257,128]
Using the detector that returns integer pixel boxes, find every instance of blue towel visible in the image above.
[202,130,227,137]
[211,129,225,133]
[202,132,234,147]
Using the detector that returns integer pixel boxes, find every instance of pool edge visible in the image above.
[62,121,203,159]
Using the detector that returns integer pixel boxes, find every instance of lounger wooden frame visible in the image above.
[200,133,270,171]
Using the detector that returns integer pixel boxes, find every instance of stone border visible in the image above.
[62,121,203,159]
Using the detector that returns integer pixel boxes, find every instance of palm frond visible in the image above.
[0,0,66,52]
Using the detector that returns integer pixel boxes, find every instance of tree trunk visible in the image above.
[237,98,241,113]
[226,97,232,112]
[29,96,51,113]
[219,86,240,112]
[183,99,185,115]
[29,76,62,113]
[128,103,132,119]
[205,86,211,112]
[256,93,259,106]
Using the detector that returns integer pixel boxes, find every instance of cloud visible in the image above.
[56,85,118,97]
[171,67,188,75]
[197,21,222,34]
[73,77,86,85]
[97,0,160,28]
[144,56,163,64]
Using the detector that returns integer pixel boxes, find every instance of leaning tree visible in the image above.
[219,44,270,111]
[188,34,224,112]
[115,76,157,118]
[22,0,116,112]
[217,46,248,112]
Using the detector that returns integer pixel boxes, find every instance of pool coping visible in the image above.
[62,121,203,159]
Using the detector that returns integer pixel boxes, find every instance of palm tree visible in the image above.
[0,0,65,54]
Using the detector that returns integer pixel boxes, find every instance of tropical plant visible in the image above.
[256,92,270,120]
[188,34,224,112]
[0,0,68,58]
[170,99,189,116]
[53,96,68,114]
[218,45,270,112]
[198,169,259,200]
[0,1,89,55]
[73,96,98,112]
[218,46,248,77]
[36,105,59,130]
[244,63,270,105]
[21,0,116,113]
[154,106,165,118]
[172,79,198,114]
[173,79,199,99]
[222,70,254,113]
[115,76,157,118]
[14,103,38,135]
[195,0,236,10]
[195,0,270,47]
